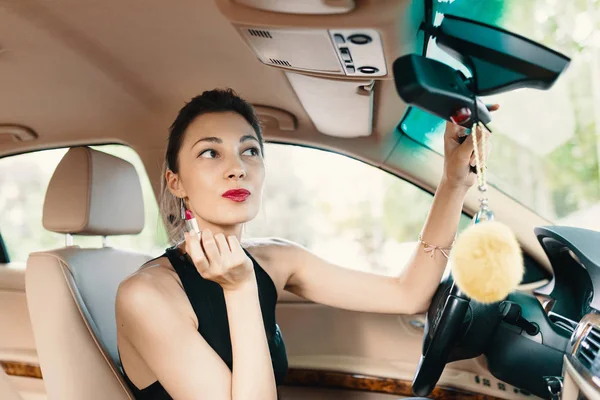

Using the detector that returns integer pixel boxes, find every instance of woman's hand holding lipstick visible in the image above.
[184,229,256,292]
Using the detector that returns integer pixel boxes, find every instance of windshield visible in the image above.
[401,0,600,230]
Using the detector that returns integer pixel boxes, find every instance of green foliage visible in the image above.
[405,0,600,223]
[435,0,507,26]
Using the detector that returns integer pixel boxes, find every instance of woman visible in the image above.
[116,89,496,400]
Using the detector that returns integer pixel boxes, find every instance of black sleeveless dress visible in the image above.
[121,246,288,399]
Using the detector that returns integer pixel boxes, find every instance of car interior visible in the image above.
[1,1,599,399]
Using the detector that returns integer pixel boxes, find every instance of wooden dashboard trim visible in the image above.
[284,368,505,400]
[1,361,505,399]
[0,360,43,379]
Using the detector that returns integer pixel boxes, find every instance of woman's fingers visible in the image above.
[456,130,474,160]
[227,236,254,286]
[183,229,255,290]
[214,233,231,266]
[201,229,221,265]
[214,233,231,254]
[184,231,209,275]
[227,235,247,266]
[445,121,468,142]
[227,235,244,257]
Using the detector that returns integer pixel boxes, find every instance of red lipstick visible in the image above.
[184,209,200,235]
[222,189,250,202]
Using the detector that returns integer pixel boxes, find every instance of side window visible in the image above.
[0,145,168,267]
[245,144,471,276]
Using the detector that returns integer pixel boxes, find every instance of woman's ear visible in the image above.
[165,169,186,199]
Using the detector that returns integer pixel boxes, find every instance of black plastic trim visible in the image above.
[0,231,9,263]
[422,0,434,55]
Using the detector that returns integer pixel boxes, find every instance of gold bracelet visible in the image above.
[418,234,455,259]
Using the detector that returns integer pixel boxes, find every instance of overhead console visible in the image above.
[214,0,412,138]
[232,0,382,76]
[237,26,387,77]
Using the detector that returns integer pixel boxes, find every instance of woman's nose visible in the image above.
[227,169,246,179]
[225,160,246,179]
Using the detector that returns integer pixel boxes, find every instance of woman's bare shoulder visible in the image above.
[243,236,301,252]
[116,255,188,316]
[242,237,285,263]
[120,256,178,289]
[116,257,197,330]
[242,237,309,286]
[243,237,307,259]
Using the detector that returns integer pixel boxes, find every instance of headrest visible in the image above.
[43,147,144,236]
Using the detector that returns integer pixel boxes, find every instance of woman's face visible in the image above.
[169,111,265,227]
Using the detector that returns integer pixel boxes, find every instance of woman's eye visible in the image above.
[242,147,260,157]
[199,149,218,159]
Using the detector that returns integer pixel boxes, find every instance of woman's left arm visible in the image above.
[283,110,497,315]
[283,181,467,315]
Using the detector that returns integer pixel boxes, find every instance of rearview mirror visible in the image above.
[393,14,571,127]
[436,14,571,96]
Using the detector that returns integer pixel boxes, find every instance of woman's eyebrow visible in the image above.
[240,135,259,144]
[192,135,258,149]
[192,137,222,148]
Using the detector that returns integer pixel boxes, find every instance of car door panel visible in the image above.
[0,266,46,400]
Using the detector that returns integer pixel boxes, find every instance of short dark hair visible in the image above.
[160,88,264,243]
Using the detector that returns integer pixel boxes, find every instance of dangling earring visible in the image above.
[179,197,186,220]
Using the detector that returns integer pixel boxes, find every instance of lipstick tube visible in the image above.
[184,209,200,235]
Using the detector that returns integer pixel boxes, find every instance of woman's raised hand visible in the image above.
[442,104,499,189]
[184,229,255,292]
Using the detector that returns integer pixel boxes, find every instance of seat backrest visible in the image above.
[26,147,153,400]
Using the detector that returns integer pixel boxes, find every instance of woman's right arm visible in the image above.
[116,229,277,400]
[223,277,277,400]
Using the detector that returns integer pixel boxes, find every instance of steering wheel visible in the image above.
[412,277,471,397]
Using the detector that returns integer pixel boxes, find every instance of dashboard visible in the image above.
[534,226,598,322]
[564,313,600,400]
[533,226,600,400]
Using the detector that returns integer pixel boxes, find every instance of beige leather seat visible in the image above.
[26,147,152,400]
[0,368,23,400]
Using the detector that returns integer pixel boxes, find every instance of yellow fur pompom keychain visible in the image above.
[451,122,524,304]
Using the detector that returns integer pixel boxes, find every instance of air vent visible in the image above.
[549,311,577,333]
[577,327,600,369]
[248,29,272,39]
[269,59,291,67]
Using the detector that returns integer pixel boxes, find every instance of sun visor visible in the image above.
[286,72,374,138]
